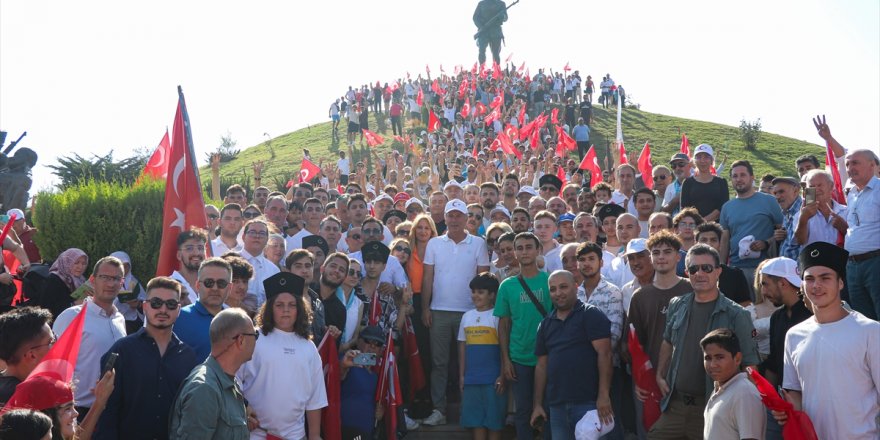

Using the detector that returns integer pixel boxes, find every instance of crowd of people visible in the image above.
[0,62,878,440]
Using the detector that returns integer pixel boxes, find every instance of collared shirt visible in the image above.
[424,233,490,312]
[169,356,249,440]
[170,271,199,306]
[578,277,624,364]
[240,249,280,307]
[211,236,243,256]
[347,252,409,287]
[761,300,812,384]
[664,179,684,216]
[802,200,847,247]
[175,301,226,361]
[703,372,766,440]
[779,197,803,259]
[845,175,880,255]
[52,299,126,407]
[607,255,635,291]
[661,292,759,410]
[535,300,611,406]
[610,190,639,216]
[95,329,199,440]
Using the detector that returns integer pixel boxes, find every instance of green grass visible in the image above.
[202,104,824,190]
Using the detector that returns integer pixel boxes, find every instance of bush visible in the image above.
[32,178,165,283]
[739,118,762,151]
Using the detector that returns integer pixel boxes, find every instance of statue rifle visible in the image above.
[473,0,520,40]
[2,132,26,155]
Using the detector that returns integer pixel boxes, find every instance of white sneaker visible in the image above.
[421,409,446,426]
[405,414,420,431]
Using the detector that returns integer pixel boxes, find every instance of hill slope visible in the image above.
[202,105,823,191]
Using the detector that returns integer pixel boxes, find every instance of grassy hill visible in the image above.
[202,104,824,192]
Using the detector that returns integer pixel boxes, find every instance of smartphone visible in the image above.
[353,352,377,367]
[101,352,118,376]
[804,187,817,205]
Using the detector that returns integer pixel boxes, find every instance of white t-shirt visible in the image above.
[783,311,880,440]
[337,158,350,176]
[238,330,328,440]
[285,229,316,252]
[542,243,563,273]
[424,234,490,312]
[211,236,243,256]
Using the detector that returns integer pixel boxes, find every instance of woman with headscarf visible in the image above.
[38,249,88,319]
[109,251,146,334]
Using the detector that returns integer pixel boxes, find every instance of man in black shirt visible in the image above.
[0,307,53,406]
[318,252,350,345]
[579,98,593,126]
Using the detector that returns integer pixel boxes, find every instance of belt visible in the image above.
[673,391,705,407]
[849,249,880,263]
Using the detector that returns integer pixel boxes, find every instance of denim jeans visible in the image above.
[847,255,880,320]
[512,362,537,440]
[548,402,596,440]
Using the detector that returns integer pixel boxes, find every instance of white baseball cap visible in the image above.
[404,198,425,211]
[6,209,25,220]
[518,186,538,197]
[444,179,464,190]
[693,144,714,159]
[444,199,468,215]
[489,204,511,219]
[760,257,802,288]
[372,193,393,205]
[622,238,649,257]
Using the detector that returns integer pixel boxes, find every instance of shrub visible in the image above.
[33,178,164,283]
[739,118,762,151]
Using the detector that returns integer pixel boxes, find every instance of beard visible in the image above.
[321,276,343,289]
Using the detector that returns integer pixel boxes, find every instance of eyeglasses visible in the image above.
[348,268,363,278]
[234,332,260,341]
[30,336,56,351]
[540,186,557,192]
[653,175,668,181]
[678,222,696,229]
[362,228,382,236]
[393,245,412,254]
[467,212,483,220]
[671,162,688,169]
[246,230,269,238]
[96,274,123,283]
[180,245,206,253]
[201,278,230,289]
[350,233,362,240]
[397,229,411,237]
[687,264,717,275]
[207,214,219,220]
[243,211,261,219]
[147,298,180,310]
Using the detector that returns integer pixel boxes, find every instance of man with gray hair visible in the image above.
[794,169,848,248]
[169,308,257,440]
[843,148,880,320]
[573,212,599,243]
[175,257,233,360]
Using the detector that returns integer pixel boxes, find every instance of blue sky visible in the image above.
[1,0,877,190]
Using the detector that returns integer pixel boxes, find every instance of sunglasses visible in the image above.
[147,297,181,310]
[234,332,260,341]
[201,278,230,289]
[540,186,557,192]
[207,214,219,220]
[362,229,382,236]
[243,211,260,219]
[393,245,412,254]
[350,233,362,240]
[397,229,411,237]
[687,264,717,275]
[671,162,688,169]
[653,175,668,181]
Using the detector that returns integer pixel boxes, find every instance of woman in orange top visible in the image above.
[405,213,438,415]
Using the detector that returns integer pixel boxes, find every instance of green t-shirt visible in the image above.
[493,272,552,366]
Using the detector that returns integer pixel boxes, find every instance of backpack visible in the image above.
[19,262,53,307]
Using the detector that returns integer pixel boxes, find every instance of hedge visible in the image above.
[33,178,166,283]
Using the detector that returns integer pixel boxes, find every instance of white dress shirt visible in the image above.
[241,249,281,307]
[170,271,199,305]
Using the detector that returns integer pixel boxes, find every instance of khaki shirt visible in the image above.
[169,357,249,440]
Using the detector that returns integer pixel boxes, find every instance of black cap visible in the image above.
[596,203,626,222]
[798,242,849,280]
[302,235,329,255]
[383,209,406,224]
[263,272,306,300]
[362,241,390,263]
[539,174,563,190]
[359,325,386,345]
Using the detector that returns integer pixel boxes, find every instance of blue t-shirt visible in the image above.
[175,301,225,360]
[720,192,784,268]
[535,301,611,406]
[458,308,501,385]
[572,124,590,142]
[340,367,378,435]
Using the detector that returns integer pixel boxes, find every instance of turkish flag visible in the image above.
[474,101,488,117]
[156,87,209,277]
[369,291,381,326]
[638,142,654,190]
[416,87,424,106]
[299,158,321,183]
[362,129,384,148]
[318,333,342,440]
[579,145,603,189]
[519,119,537,141]
[747,368,818,440]
[458,78,469,99]
[627,325,662,431]
[518,105,526,126]
[425,64,430,74]
[529,127,541,151]
[393,135,405,143]
[504,124,519,141]
[403,318,426,400]
[618,142,629,165]
[484,108,501,126]
[490,94,504,109]
[497,131,522,160]
[563,62,571,72]
[505,53,513,63]
[556,166,567,196]
[472,142,478,158]
[680,134,691,158]
[460,99,471,119]
[551,108,559,124]
[375,331,403,438]
[141,130,172,180]
[492,62,502,80]
[431,79,445,97]
[427,110,441,133]
[556,126,576,152]
[825,143,846,205]
[518,61,525,72]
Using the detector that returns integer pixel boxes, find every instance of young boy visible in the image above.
[457,272,507,440]
[701,328,766,440]
[593,182,613,204]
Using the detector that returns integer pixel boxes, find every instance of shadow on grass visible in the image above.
[750,148,787,171]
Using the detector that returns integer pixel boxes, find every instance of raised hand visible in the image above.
[812,114,832,141]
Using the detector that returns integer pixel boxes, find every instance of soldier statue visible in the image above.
[473,0,508,66]
[0,147,37,211]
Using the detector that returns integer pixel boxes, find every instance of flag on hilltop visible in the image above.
[460,99,471,119]
[140,130,171,181]
[362,129,384,147]
[579,145,602,189]
[638,142,654,190]
[563,62,571,72]
[427,110,441,133]
[618,142,629,165]
[156,87,210,277]
[505,53,513,63]
[318,333,342,440]
[680,134,691,158]
[299,158,321,184]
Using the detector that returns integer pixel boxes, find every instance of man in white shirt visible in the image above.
[421,199,490,425]
[286,198,324,251]
[664,153,692,216]
[608,214,642,288]
[53,256,127,414]
[239,219,280,308]
[348,217,408,287]
[778,242,880,440]
[533,210,563,273]
[170,228,208,306]
[610,164,639,216]
[211,204,244,256]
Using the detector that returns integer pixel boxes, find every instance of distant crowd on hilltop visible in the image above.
[1,60,879,440]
